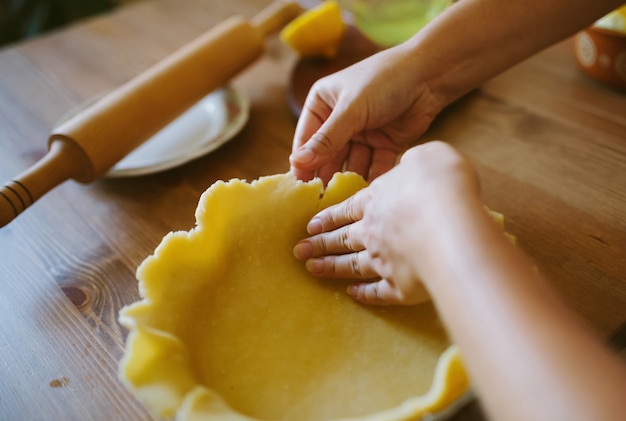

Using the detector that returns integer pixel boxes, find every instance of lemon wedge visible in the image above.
[595,5,626,34]
[280,1,346,58]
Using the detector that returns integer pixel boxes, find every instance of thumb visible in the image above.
[346,279,403,305]
[290,102,360,171]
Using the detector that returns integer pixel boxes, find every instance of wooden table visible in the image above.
[0,0,624,419]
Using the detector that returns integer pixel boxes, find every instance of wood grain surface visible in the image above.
[0,0,624,420]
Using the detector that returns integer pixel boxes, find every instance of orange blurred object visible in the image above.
[574,26,626,89]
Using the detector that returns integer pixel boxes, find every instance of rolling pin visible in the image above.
[0,1,301,228]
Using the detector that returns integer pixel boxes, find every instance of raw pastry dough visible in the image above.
[118,173,470,421]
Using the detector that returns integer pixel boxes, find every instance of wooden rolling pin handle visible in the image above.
[0,140,90,228]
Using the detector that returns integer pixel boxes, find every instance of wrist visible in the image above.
[399,15,473,109]
[414,188,490,289]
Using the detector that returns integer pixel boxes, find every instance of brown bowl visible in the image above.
[574,26,626,89]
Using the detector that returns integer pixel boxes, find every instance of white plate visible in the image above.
[105,86,249,178]
[58,86,249,178]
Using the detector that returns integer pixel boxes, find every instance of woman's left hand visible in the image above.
[293,141,481,305]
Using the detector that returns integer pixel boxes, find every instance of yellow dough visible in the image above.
[118,173,470,421]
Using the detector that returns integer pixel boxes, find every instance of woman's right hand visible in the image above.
[289,43,445,184]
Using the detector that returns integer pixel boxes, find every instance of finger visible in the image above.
[292,84,337,152]
[290,101,359,173]
[290,132,332,182]
[291,160,316,183]
[345,142,372,179]
[348,279,431,305]
[307,194,366,235]
[369,147,400,181]
[294,225,365,261]
[304,251,378,279]
[290,98,331,181]
[346,279,403,305]
[316,144,350,185]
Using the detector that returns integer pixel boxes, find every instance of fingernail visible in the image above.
[293,241,312,260]
[306,258,324,274]
[307,217,322,235]
[290,147,315,164]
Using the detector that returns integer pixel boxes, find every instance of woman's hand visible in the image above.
[293,141,481,305]
[289,0,622,187]
[289,44,444,185]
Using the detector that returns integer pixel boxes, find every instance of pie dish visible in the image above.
[118,172,471,420]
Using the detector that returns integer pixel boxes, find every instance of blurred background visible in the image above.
[0,0,140,47]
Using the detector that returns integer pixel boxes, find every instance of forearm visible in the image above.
[400,0,623,107]
[419,192,626,420]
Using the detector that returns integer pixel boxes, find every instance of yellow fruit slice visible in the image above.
[595,5,626,34]
[280,1,346,58]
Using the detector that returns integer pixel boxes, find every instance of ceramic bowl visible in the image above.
[574,26,626,89]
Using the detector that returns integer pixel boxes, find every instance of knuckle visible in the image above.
[340,227,352,251]
[368,283,380,302]
[318,235,329,254]
[350,253,362,278]
[303,82,325,109]
[310,132,336,154]
[329,207,342,226]
[344,197,362,222]
[327,256,337,276]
